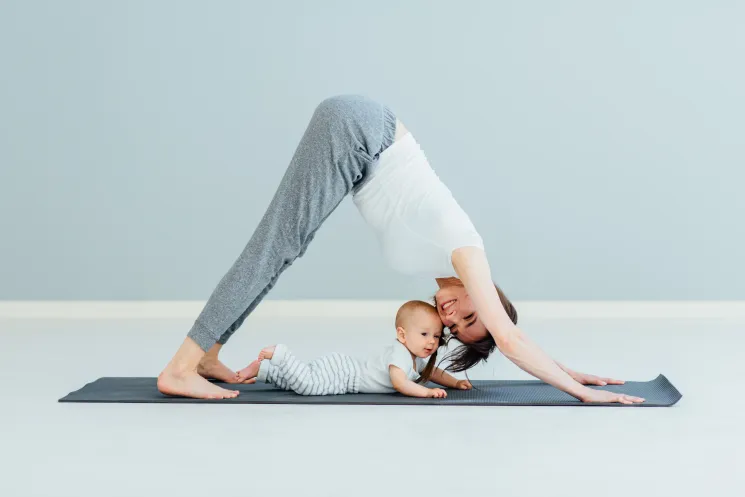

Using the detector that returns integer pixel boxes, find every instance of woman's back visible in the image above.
[353,132,484,277]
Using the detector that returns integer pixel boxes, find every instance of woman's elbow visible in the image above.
[492,326,521,353]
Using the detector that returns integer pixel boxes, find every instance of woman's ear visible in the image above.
[396,326,407,344]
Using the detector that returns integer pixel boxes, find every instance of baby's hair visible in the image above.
[395,300,438,328]
[395,300,445,385]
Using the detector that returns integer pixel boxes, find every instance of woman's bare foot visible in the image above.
[235,360,261,383]
[158,369,239,399]
[259,345,276,361]
[197,357,239,383]
[157,337,239,399]
[195,343,240,383]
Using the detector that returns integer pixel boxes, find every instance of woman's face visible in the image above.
[434,284,489,344]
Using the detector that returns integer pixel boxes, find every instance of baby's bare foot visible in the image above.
[235,359,261,383]
[258,345,276,361]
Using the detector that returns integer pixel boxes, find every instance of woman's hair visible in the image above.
[436,283,518,373]
[416,333,447,384]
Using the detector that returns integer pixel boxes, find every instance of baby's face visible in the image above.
[403,313,444,358]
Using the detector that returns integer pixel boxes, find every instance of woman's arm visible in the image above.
[556,361,625,386]
[451,246,591,401]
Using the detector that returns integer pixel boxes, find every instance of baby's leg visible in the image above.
[258,345,360,395]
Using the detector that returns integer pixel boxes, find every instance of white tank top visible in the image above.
[352,132,484,278]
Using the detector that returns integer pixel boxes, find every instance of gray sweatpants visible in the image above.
[187,95,397,351]
[257,344,362,395]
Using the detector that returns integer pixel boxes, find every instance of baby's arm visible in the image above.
[389,366,447,398]
[429,368,473,390]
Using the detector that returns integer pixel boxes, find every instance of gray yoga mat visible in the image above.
[59,374,681,406]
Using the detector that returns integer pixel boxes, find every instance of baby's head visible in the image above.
[395,300,444,358]
[395,300,445,384]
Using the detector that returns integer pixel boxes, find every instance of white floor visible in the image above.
[1,310,743,497]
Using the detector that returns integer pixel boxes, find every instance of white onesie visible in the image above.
[358,340,427,393]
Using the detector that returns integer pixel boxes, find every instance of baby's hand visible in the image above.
[455,380,472,390]
[428,388,447,398]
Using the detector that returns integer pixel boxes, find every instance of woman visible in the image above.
[157,95,644,404]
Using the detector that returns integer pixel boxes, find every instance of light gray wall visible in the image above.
[1,1,743,300]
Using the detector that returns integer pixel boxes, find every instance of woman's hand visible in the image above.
[428,388,448,398]
[455,379,472,390]
[569,370,625,386]
[580,388,645,404]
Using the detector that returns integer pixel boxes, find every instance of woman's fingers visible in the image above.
[619,394,644,404]
[604,377,625,385]
[575,372,626,386]
[588,375,608,386]
[583,389,645,404]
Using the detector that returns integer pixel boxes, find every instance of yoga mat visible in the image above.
[59,374,681,406]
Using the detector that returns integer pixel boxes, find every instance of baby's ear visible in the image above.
[396,326,407,343]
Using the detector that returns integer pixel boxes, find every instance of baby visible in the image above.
[235,300,472,397]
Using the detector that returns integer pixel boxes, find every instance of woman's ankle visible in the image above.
[202,343,224,362]
[165,337,208,374]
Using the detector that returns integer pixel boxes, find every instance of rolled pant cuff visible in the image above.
[257,360,271,383]
[270,344,289,365]
[186,320,218,352]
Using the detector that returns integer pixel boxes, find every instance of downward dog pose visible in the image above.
[157,94,644,405]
